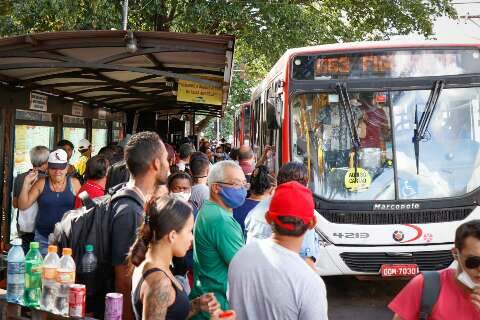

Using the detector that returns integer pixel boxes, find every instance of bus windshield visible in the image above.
[291,87,480,200]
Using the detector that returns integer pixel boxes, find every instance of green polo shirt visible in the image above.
[190,200,244,319]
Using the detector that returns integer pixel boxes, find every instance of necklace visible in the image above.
[50,178,66,198]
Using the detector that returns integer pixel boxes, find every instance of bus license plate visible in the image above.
[381,264,419,277]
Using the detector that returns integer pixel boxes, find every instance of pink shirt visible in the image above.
[389,268,480,320]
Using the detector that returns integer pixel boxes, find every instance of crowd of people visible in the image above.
[11,131,480,319]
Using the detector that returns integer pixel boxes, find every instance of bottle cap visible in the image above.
[86,244,93,252]
[30,242,39,249]
[48,245,58,253]
[11,238,22,246]
[219,311,235,319]
[63,248,72,256]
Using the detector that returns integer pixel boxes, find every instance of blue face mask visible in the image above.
[219,185,247,209]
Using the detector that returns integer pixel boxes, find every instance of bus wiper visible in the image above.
[336,82,361,171]
[412,80,445,174]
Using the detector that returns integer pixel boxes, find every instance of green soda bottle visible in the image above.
[24,242,43,307]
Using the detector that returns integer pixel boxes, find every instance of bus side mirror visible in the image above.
[266,99,281,130]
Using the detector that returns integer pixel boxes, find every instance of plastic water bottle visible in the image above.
[54,248,76,316]
[40,245,60,312]
[78,244,97,312]
[24,241,43,307]
[7,238,25,303]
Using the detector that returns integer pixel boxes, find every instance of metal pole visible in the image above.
[167,114,170,143]
[122,0,129,30]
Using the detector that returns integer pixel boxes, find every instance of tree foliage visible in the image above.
[0,0,457,140]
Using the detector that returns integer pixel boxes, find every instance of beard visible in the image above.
[155,169,169,186]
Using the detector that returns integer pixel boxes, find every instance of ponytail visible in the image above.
[127,196,193,268]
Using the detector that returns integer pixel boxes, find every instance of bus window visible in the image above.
[291,92,394,200]
[244,105,251,146]
[392,87,480,199]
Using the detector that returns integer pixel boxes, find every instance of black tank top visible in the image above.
[132,268,190,320]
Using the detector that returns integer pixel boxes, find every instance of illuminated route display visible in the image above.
[292,49,480,80]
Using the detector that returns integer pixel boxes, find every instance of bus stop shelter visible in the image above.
[0,30,235,246]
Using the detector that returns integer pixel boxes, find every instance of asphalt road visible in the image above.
[325,276,408,320]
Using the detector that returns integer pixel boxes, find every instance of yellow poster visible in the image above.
[177,77,223,106]
[344,167,372,192]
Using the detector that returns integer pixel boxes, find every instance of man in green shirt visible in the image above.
[190,160,247,319]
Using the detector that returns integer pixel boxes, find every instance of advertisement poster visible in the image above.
[14,125,54,176]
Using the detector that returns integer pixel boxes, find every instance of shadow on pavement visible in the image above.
[324,276,408,320]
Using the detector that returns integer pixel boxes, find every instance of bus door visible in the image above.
[12,110,55,239]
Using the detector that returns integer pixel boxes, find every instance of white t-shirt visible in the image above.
[228,238,328,320]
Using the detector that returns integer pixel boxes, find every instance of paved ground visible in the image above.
[325,276,408,320]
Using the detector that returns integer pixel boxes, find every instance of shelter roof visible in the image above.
[0,30,235,116]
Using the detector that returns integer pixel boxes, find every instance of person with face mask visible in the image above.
[389,220,480,319]
[190,160,247,320]
[168,172,193,203]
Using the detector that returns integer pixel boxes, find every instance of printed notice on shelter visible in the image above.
[29,92,48,112]
[177,77,222,106]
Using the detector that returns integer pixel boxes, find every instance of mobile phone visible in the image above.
[457,271,477,290]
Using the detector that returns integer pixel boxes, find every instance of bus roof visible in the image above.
[252,40,480,98]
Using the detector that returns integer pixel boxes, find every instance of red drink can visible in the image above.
[105,292,123,320]
[69,284,86,318]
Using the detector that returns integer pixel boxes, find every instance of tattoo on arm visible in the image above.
[144,278,173,320]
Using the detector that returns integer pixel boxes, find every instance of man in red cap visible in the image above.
[228,181,328,320]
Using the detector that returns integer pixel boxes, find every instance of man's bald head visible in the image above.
[238,145,254,161]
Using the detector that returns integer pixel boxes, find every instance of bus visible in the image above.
[240,41,480,277]
[234,102,253,148]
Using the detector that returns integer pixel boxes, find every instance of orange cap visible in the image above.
[62,248,72,256]
[48,245,57,253]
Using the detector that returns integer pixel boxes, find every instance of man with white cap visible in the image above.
[75,138,92,179]
[18,149,81,255]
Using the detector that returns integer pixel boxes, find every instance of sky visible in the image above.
[392,1,480,41]
[433,1,480,40]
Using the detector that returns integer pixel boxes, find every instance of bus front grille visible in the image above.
[340,250,453,273]
[318,206,474,225]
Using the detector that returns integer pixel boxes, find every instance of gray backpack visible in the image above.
[419,271,441,320]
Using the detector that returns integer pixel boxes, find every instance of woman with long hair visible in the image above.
[128,196,220,320]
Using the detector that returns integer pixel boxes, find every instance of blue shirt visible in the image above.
[233,198,260,234]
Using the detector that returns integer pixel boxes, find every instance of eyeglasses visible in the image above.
[465,256,480,269]
[216,181,250,189]
[456,252,480,269]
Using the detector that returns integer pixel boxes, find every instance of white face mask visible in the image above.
[170,191,192,202]
[457,270,477,289]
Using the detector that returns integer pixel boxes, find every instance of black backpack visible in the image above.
[419,271,441,320]
[51,184,143,317]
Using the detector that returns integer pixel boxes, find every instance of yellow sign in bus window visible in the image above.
[344,167,372,192]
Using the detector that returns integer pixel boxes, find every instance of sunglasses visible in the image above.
[465,256,480,269]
